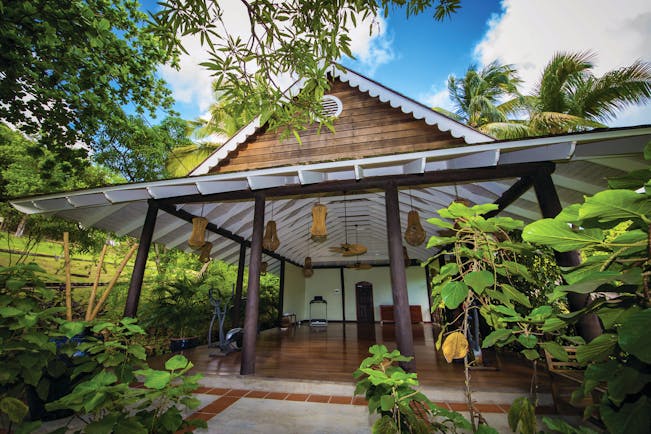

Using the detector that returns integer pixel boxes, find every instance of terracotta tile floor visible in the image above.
[181,385,546,431]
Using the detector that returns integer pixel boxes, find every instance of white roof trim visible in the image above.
[11,127,651,215]
[189,65,493,176]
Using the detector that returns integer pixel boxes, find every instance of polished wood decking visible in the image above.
[153,323,549,393]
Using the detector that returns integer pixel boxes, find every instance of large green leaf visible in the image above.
[165,354,190,371]
[540,342,568,362]
[522,219,603,251]
[482,329,512,348]
[85,414,119,434]
[142,370,171,390]
[518,334,538,349]
[580,190,651,223]
[463,270,494,294]
[618,309,651,363]
[558,271,622,294]
[500,283,532,307]
[426,217,454,229]
[441,281,469,309]
[508,396,536,434]
[426,235,457,249]
[601,396,651,434]
[608,365,650,406]
[380,395,395,411]
[575,333,617,364]
[598,306,641,330]
[0,397,29,423]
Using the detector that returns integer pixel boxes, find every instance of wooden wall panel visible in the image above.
[210,80,468,173]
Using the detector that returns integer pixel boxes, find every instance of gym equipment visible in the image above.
[208,285,243,356]
[309,296,327,327]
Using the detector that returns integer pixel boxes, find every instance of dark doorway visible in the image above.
[355,281,375,323]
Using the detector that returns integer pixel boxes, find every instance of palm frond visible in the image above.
[479,121,533,140]
[530,111,605,135]
[537,51,595,113]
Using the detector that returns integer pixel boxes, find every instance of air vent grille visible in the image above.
[320,95,343,118]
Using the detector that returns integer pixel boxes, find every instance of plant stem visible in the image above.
[461,295,478,432]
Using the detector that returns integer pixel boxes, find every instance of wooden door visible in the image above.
[355,281,375,323]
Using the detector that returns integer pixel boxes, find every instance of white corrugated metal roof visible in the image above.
[10,126,651,274]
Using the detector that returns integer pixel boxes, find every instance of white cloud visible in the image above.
[474,0,651,126]
[346,14,395,75]
[419,85,454,111]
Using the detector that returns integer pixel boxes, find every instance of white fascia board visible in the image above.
[196,180,249,194]
[67,193,111,207]
[499,142,575,165]
[247,175,298,190]
[104,189,151,203]
[35,198,74,211]
[298,170,326,185]
[402,158,426,175]
[147,184,200,199]
[572,134,650,159]
[425,150,499,171]
[190,116,262,176]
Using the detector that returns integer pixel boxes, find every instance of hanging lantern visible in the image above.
[403,245,410,267]
[188,217,208,249]
[404,210,426,246]
[303,256,314,278]
[260,261,268,275]
[198,241,213,263]
[310,203,328,242]
[262,220,280,251]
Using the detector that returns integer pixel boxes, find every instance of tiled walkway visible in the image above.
[179,384,556,433]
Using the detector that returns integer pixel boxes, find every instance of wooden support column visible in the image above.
[124,201,158,317]
[241,193,265,375]
[385,184,416,371]
[424,265,433,321]
[277,259,286,326]
[340,267,346,322]
[533,173,602,341]
[232,243,246,328]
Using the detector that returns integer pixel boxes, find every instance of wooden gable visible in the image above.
[208,79,469,174]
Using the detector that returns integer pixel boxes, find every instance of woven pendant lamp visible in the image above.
[188,217,208,249]
[303,256,314,277]
[198,241,212,263]
[262,220,280,251]
[310,203,328,242]
[404,190,426,246]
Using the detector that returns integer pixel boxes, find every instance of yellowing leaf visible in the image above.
[442,332,468,363]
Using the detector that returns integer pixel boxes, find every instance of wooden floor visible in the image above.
[152,322,549,393]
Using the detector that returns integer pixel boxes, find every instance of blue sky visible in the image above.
[158,0,651,128]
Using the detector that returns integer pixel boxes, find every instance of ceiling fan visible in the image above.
[329,205,368,256]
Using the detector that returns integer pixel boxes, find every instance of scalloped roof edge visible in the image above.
[190,65,494,176]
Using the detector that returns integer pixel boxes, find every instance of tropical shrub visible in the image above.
[521,143,651,434]
[354,344,472,433]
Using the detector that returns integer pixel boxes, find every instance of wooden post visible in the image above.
[86,243,108,320]
[124,201,158,318]
[532,173,602,341]
[385,184,416,371]
[232,243,246,328]
[241,193,265,375]
[63,232,72,321]
[340,267,346,322]
[277,259,285,326]
[424,265,433,322]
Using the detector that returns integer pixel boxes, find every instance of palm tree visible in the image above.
[440,61,522,131]
[166,84,253,177]
[507,52,651,137]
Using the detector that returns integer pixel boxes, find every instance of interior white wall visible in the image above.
[283,264,432,323]
[283,263,306,320]
[304,268,342,321]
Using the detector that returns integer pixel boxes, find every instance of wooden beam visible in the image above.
[278,259,286,326]
[157,203,300,267]
[241,193,265,375]
[532,173,602,342]
[385,183,416,371]
[232,243,246,328]
[156,162,555,205]
[485,176,534,218]
[340,267,346,322]
[124,201,158,317]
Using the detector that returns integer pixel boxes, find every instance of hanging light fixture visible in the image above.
[404,189,426,246]
[188,204,208,249]
[261,261,268,275]
[262,201,280,251]
[310,202,328,242]
[328,195,367,256]
[199,241,213,263]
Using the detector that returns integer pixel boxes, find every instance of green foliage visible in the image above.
[46,354,206,434]
[507,396,536,434]
[521,141,651,433]
[354,345,471,433]
[0,0,176,156]
[152,0,461,141]
[0,263,62,430]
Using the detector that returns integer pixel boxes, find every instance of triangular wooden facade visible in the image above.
[208,79,469,174]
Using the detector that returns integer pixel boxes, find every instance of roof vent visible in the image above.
[320,95,343,118]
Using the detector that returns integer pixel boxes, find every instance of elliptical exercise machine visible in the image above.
[208,285,243,356]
